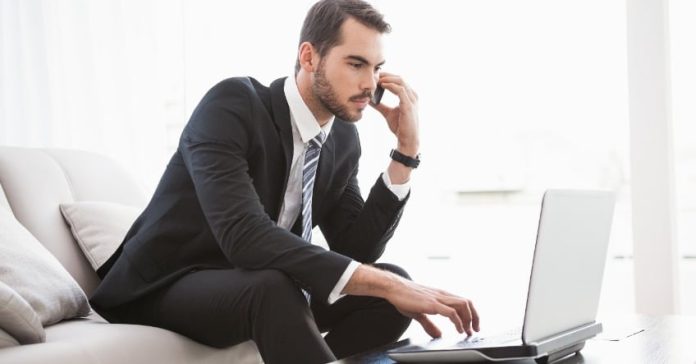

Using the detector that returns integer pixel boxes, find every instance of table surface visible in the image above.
[333,315,696,364]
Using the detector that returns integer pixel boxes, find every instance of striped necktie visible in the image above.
[301,130,326,243]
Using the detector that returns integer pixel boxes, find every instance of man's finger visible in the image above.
[379,75,417,104]
[379,82,413,112]
[440,297,475,336]
[379,82,407,100]
[438,304,464,334]
[458,300,474,336]
[415,314,442,339]
[377,71,397,79]
[469,300,481,332]
[378,75,405,87]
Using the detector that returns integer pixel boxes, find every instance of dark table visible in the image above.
[333,315,696,364]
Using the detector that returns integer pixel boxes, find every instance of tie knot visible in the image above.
[309,131,326,149]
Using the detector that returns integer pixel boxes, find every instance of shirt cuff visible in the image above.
[327,261,361,304]
[381,171,410,201]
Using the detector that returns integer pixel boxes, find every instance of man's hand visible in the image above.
[343,265,480,338]
[372,73,420,185]
[372,72,420,155]
[389,278,480,338]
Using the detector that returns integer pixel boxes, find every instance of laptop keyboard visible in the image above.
[455,327,521,348]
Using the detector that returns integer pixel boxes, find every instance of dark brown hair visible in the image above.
[294,0,391,74]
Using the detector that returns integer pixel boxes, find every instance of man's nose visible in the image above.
[361,72,378,92]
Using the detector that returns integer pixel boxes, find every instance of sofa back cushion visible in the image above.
[0,147,147,296]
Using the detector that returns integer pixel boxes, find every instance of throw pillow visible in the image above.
[59,201,141,271]
[0,328,19,349]
[0,207,90,326]
[0,280,45,345]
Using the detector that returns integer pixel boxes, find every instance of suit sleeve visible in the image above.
[319,164,409,263]
[180,80,352,303]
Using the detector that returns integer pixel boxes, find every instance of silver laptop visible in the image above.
[388,189,616,363]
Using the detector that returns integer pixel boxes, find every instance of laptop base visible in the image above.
[388,322,601,363]
[535,342,585,364]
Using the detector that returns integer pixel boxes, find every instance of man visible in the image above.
[91,1,479,363]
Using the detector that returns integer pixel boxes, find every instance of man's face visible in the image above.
[312,17,385,122]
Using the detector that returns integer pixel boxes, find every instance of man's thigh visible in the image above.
[117,268,307,348]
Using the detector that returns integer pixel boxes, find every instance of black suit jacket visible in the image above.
[90,77,408,313]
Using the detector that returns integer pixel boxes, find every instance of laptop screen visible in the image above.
[522,190,615,343]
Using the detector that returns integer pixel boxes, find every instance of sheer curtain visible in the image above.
[0,0,184,193]
[0,0,648,321]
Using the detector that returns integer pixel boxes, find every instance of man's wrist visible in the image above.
[343,264,402,299]
[396,144,419,158]
[328,261,361,304]
[390,149,420,169]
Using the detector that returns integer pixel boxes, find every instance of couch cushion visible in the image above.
[59,201,141,271]
[0,280,45,345]
[0,207,90,326]
[0,329,19,349]
[0,315,262,364]
[0,184,9,211]
[0,147,147,296]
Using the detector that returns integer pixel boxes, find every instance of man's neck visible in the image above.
[295,73,332,127]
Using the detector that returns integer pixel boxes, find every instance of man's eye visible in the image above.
[374,66,382,73]
[350,63,363,69]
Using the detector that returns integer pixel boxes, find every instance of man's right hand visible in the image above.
[342,264,480,338]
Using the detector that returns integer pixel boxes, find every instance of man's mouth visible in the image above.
[350,96,371,108]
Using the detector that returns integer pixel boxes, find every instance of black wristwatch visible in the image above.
[390,149,420,169]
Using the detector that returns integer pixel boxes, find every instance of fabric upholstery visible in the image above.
[59,201,141,271]
[0,147,147,296]
[0,329,19,349]
[0,207,90,326]
[0,280,45,345]
[0,147,263,363]
[0,184,9,211]
[0,314,262,364]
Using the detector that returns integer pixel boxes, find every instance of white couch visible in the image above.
[0,146,262,363]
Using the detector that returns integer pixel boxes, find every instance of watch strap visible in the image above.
[390,149,420,168]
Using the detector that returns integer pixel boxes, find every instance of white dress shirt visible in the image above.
[279,75,410,304]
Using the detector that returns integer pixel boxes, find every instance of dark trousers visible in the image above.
[108,263,411,364]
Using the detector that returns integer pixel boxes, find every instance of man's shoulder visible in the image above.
[332,119,359,138]
[193,76,285,116]
[205,76,273,99]
[184,76,287,140]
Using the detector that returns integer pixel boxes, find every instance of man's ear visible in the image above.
[298,42,319,73]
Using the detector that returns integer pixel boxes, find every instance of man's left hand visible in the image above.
[371,72,420,157]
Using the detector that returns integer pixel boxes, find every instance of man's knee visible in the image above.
[373,262,411,280]
[246,269,302,301]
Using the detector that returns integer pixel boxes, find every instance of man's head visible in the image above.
[295,0,391,123]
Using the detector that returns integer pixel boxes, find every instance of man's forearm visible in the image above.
[342,264,402,299]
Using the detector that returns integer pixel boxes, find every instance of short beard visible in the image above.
[313,61,370,122]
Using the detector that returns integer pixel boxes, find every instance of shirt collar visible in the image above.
[284,75,334,144]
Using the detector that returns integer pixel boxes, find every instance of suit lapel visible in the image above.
[269,77,294,190]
